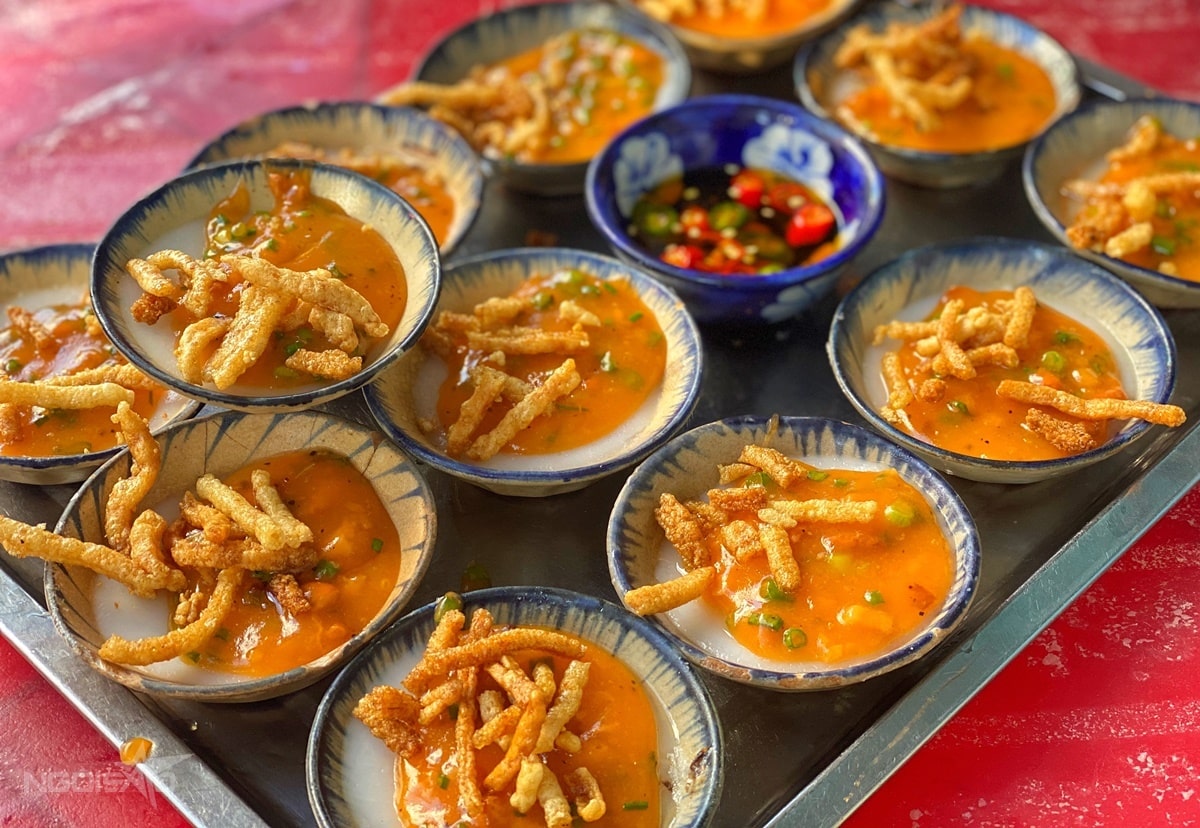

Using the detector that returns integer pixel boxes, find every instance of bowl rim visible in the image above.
[180,100,485,256]
[828,235,1179,477]
[606,413,981,688]
[0,242,203,475]
[408,0,693,177]
[305,584,725,828]
[584,92,886,290]
[43,407,438,702]
[1022,95,1200,296]
[364,245,705,488]
[794,1,1082,164]
[91,157,442,412]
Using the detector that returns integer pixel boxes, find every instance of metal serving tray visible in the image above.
[1,57,1196,828]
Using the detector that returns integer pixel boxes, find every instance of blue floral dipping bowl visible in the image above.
[795,2,1080,189]
[586,93,884,326]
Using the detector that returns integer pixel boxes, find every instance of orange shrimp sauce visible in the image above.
[1093,131,1200,280]
[839,38,1057,153]
[702,467,954,663]
[170,167,408,390]
[487,29,664,164]
[395,643,661,827]
[191,450,401,676]
[266,143,457,248]
[892,286,1126,461]
[664,0,832,38]
[0,302,164,457]
[434,269,666,456]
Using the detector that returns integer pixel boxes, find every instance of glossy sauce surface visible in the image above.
[395,642,661,827]
[0,300,165,457]
[433,269,666,456]
[890,286,1126,460]
[189,450,402,676]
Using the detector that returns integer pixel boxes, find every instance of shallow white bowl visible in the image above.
[607,415,980,690]
[796,2,1080,188]
[828,237,1179,484]
[616,0,862,74]
[1023,96,1200,308]
[307,586,722,827]
[404,0,691,196]
[0,244,199,485]
[91,158,441,413]
[186,101,483,258]
[46,409,437,702]
[365,247,704,497]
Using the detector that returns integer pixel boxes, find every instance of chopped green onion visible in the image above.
[437,773,450,789]
[629,311,644,322]
[1054,330,1081,345]
[327,262,347,280]
[214,627,231,642]
[884,500,917,527]
[783,627,808,649]
[434,591,464,623]
[274,366,299,379]
[371,537,384,553]
[284,341,304,356]
[833,478,851,488]
[313,559,340,580]
[599,351,616,373]
[1041,350,1067,373]
[806,469,828,482]
[948,399,969,415]
[759,577,792,603]
[746,612,783,631]
[623,801,650,811]
[3,358,21,373]
[263,238,279,252]
[1151,235,1177,256]
[532,291,554,310]
[743,471,773,488]
[865,590,885,605]
[186,651,201,663]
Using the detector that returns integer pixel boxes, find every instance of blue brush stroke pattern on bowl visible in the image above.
[307,586,722,827]
[0,243,200,485]
[403,0,691,196]
[796,2,1080,188]
[607,415,980,690]
[829,237,1178,484]
[586,93,885,325]
[186,101,483,258]
[47,409,437,702]
[1023,96,1200,308]
[365,246,704,497]
[91,158,441,413]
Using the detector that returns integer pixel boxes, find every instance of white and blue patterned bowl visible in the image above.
[586,93,885,326]
[185,102,483,258]
[614,0,863,74]
[407,0,691,196]
[1023,97,1200,308]
[46,409,438,702]
[366,247,704,497]
[91,158,441,413]
[607,415,979,690]
[0,244,201,485]
[796,3,1081,188]
[829,238,1178,484]
[307,586,722,827]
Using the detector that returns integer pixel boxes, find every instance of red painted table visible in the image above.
[1,2,1197,826]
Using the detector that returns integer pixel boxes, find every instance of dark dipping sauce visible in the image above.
[627,165,841,276]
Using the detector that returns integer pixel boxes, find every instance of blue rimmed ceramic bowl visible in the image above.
[365,247,704,497]
[829,238,1179,484]
[306,586,722,827]
[185,101,483,258]
[607,415,980,690]
[614,0,863,75]
[1023,96,1200,308]
[91,158,441,413]
[0,244,200,485]
[383,0,691,196]
[585,93,885,325]
[795,2,1080,188]
[46,409,437,702]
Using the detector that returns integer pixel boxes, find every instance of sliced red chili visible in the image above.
[786,203,836,247]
